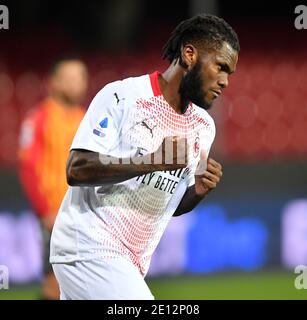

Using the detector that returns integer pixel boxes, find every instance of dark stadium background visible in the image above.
[0,0,307,299]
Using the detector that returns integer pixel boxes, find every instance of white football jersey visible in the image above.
[50,72,216,276]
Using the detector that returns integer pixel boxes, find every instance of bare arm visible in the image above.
[173,185,205,216]
[67,137,187,187]
[67,149,158,186]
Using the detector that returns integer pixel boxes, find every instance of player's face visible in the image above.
[180,42,238,110]
[50,61,89,105]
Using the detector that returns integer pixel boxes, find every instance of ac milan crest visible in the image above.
[193,136,200,158]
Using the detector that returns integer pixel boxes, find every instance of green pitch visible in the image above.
[0,271,306,300]
[148,271,307,300]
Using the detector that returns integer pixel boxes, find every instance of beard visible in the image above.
[179,60,212,111]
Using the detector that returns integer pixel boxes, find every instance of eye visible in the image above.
[217,63,232,74]
[219,64,227,71]
[216,64,226,72]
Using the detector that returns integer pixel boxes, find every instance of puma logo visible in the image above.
[114,93,125,105]
[137,118,157,138]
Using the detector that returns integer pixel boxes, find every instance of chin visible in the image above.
[196,100,212,110]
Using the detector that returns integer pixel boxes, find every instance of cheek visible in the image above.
[201,76,215,93]
[66,75,87,92]
[201,67,218,86]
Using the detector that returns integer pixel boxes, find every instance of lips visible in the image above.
[211,89,222,97]
[211,89,222,99]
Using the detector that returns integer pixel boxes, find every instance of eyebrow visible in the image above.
[220,62,234,75]
[216,54,235,74]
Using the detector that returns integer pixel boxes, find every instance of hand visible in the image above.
[194,150,223,196]
[153,136,188,170]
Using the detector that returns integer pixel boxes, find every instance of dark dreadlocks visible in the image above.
[162,13,240,65]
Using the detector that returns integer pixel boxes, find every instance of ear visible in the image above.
[180,44,198,69]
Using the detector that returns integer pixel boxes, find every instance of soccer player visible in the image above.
[50,14,239,300]
[18,58,88,300]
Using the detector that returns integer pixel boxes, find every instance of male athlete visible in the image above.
[50,14,239,300]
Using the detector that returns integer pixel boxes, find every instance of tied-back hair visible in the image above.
[162,13,240,65]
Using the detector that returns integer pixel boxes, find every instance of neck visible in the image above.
[159,62,188,114]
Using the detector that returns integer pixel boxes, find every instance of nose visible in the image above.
[217,74,229,89]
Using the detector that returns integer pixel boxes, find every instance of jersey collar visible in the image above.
[149,71,162,96]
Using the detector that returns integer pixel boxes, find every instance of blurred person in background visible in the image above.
[18,58,89,300]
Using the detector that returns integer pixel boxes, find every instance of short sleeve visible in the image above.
[71,82,125,155]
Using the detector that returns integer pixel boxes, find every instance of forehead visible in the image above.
[55,61,87,75]
[214,42,238,65]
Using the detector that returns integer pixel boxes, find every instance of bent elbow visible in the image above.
[66,172,76,186]
[66,151,85,186]
[66,164,78,186]
[66,149,100,187]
